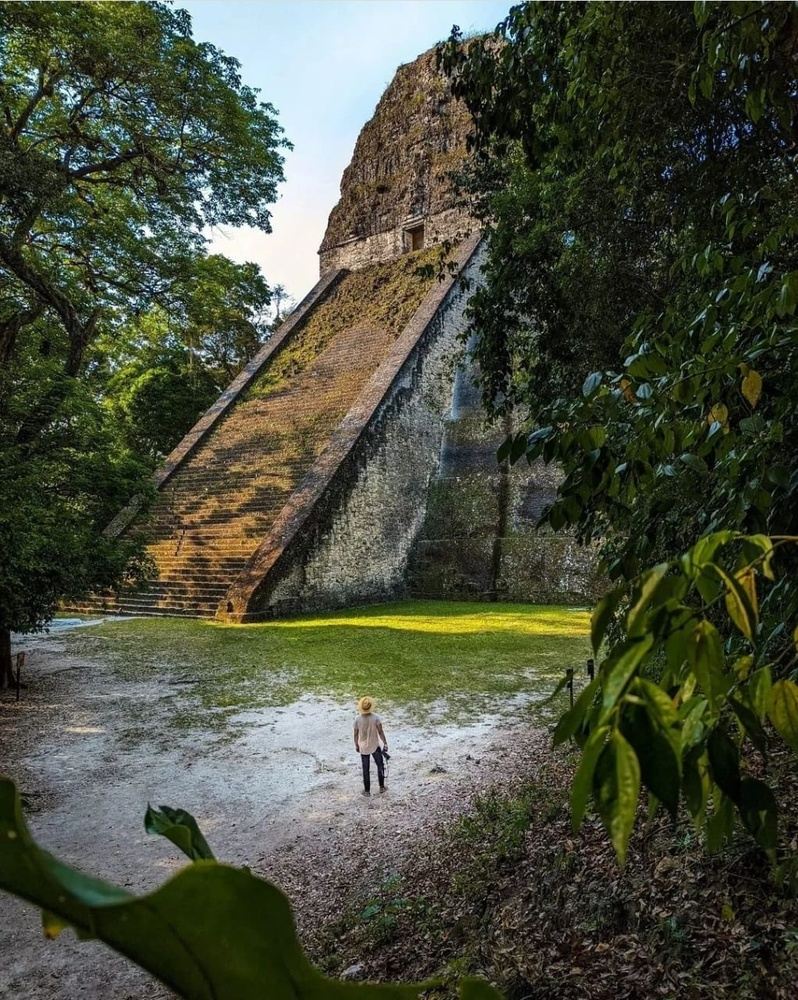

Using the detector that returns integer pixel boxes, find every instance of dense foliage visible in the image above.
[441,2,798,858]
[96,254,271,459]
[0,1,286,680]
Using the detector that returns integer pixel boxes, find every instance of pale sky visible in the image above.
[182,0,508,302]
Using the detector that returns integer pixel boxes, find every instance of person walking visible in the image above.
[354,696,388,796]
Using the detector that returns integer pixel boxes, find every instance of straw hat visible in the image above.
[357,696,374,714]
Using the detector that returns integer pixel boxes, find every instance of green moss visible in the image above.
[63,600,590,732]
[422,475,501,538]
[247,251,439,401]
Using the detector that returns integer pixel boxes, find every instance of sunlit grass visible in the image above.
[63,600,590,732]
[265,603,589,637]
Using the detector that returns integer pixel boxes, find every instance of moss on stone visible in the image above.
[422,475,501,539]
[247,249,439,401]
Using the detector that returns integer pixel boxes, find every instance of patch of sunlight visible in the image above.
[264,614,588,637]
[63,726,106,734]
[240,603,590,639]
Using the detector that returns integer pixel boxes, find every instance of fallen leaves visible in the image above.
[310,733,798,1000]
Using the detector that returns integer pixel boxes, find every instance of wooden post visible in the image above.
[565,667,575,709]
[586,657,595,682]
[14,651,25,702]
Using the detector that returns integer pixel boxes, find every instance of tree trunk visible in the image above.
[0,304,44,366]
[0,627,12,689]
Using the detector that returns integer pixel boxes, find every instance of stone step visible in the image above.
[113,605,209,619]
[139,514,278,529]
[132,585,230,599]
[115,600,219,618]
[152,563,244,574]
[114,594,222,612]
[141,550,259,560]
[144,533,262,544]
[142,570,245,582]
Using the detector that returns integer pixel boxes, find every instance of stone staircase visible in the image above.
[75,252,437,618]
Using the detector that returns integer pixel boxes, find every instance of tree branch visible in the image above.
[0,237,91,374]
[8,65,62,143]
[67,146,144,179]
[0,302,44,366]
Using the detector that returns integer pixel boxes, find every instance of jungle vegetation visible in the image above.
[440,0,798,860]
[0,1,286,681]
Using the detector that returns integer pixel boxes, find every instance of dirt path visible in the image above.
[0,626,533,999]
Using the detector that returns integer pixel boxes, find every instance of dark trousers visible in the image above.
[361,747,385,792]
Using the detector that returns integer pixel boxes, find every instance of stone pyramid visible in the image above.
[81,49,596,621]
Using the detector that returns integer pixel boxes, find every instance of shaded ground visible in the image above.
[0,602,589,999]
[317,742,798,1000]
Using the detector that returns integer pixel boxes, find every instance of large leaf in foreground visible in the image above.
[0,776,446,1000]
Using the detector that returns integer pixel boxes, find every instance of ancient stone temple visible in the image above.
[85,48,597,621]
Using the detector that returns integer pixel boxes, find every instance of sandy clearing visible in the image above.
[1,624,542,999]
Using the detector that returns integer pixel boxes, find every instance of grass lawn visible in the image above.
[63,600,591,730]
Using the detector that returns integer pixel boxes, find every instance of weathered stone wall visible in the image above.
[406,345,604,604]
[319,48,475,276]
[320,207,470,275]
[245,250,484,616]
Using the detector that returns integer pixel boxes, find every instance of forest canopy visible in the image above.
[0,1,287,680]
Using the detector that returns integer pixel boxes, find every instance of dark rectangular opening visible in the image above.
[407,224,425,251]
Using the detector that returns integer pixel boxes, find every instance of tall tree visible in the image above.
[97,255,271,460]
[441,3,798,856]
[0,1,287,683]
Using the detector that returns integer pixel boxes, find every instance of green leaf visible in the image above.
[686,620,727,713]
[742,534,775,580]
[637,681,680,743]
[695,565,723,604]
[553,678,599,746]
[739,778,777,850]
[600,635,654,719]
[665,610,694,675]
[496,436,512,463]
[707,728,741,802]
[626,563,668,637]
[768,680,798,750]
[590,586,623,654]
[144,804,216,862]
[711,564,758,639]
[563,495,582,524]
[705,792,734,853]
[749,665,773,717]
[682,531,736,576]
[620,704,680,816]
[585,424,607,449]
[0,778,429,1000]
[682,748,708,821]
[509,433,528,464]
[594,731,641,864]
[729,697,768,755]
[570,725,610,831]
